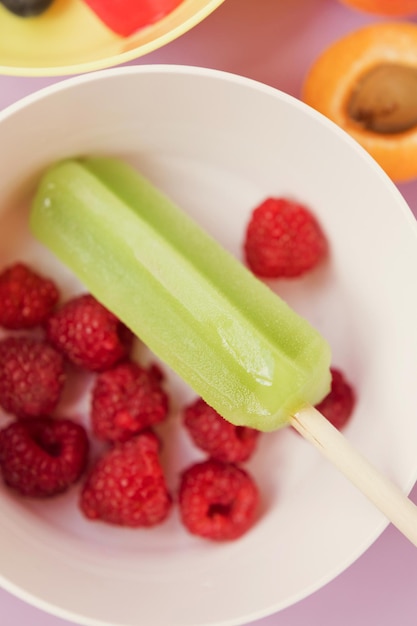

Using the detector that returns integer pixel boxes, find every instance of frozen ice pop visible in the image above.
[30,156,331,432]
[30,156,417,547]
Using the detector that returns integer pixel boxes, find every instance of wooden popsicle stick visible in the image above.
[291,405,417,547]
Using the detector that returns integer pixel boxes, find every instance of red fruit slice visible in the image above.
[82,0,184,37]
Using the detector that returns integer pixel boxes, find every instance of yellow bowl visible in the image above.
[0,0,224,76]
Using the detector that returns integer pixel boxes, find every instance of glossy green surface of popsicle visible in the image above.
[30,157,331,431]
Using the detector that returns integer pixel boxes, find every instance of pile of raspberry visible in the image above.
[0,197,355,541]
[0,262,262,539]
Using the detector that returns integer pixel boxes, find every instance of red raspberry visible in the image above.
[315,367,355,430]
[244,197,328,278]
[184,397,260,463]
[0,262,59,330]
[46,293,133,372]
[91,362,169,442]
[178,459,259,541]
[0,336,66,419]
[80,430,172,527]
[0,417,89,497]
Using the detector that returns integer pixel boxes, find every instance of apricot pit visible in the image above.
[347,64,417,134]
[302,22,417,182]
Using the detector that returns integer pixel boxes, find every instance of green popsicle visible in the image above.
[30,156,331,432]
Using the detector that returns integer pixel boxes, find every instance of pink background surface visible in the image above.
[1,0,417,624]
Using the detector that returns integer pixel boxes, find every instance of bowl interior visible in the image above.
[0,0,224,76]
[1,66,417,626]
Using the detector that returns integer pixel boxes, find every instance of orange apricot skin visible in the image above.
[302,22,417,183]
[339,0,417,16]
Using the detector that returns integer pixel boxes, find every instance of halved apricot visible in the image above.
[339,0,417,16]
[302,22,417,182]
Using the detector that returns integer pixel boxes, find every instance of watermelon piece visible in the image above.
[82,0,183,37]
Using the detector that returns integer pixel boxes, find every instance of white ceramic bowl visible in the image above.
[1,65,417,626]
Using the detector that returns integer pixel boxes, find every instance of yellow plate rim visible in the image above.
[0,0,224,77]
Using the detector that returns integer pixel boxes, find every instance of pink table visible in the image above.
[1,1,417,624]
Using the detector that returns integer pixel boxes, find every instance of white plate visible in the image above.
[0,65,417,626]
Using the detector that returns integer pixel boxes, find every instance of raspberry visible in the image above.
[244,197,328,278]
[80,430,172,527]
[0,262,59,329]
[315,367,356,430]
[0,336,66,419]
[0,417,89,497]
[178,459,259,540]
[184,397,260,463]
[91,362,169,442]
[46,293,134,371]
